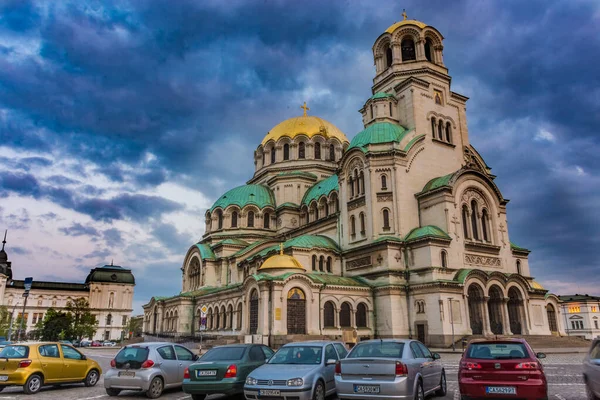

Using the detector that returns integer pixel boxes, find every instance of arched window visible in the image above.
[441,250,448,268]
[217,210,223,230]
[462,205,470,239]
[356,303,367,328]
[323,200,329,217]
[385,45,393,68]
[298,142,305,159]
[215,308,220,330]
[313,203,319,220]
[231,211,238,228]
[326,257,332,273]
[263,213,270,229]
[424,38,433,62]
[340,302,352,327]
[319,256,324,272]
[329,144,335,161]
[381,175,387,190]
[312,255,317,271]
[445,122,452,143]
[401,38,416,61]
[370,104,374,119]
[438,119,444,140]
[350,216,356,236]
[431,117,436,138]
[106,314,112,326]
[270,148,276,164]
[516,260,522,275]
[237,303,242,330]
[482,209,489,242]
[283,143,290,160]
[324,302,335,327]
[389,101,393,116]
[359,171,365,194]
[471,200,480,240]
[262,151,265,166]
[247,211,254,227]
[383,209,390,230]
[359,212,365,234]
[315,142,321,160]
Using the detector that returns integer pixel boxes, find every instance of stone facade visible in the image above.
[143,17,564,347]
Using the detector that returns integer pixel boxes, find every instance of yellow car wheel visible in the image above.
[24,374,43,394]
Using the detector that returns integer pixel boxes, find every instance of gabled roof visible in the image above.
[369,92,395,100]
[302,175,339,205]
[559,294,600,302]
[195,243,216,261]
[421,172,456,193]
[510,242,530,253]
[404,225,451,242]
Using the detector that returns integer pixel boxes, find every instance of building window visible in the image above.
[326,257,332,273]
[381,175,387,190]
[441,250,448,268]
[470,200,480,240]
[482,209,490,242]
[356,303,367,328]
[359,212,366,235]
[315,142,321,160]
[270,148,276,164]
[312,255,317,271]
[370,104,374,119]
[247,211,255,227]
[231,211,238,228]
[329,144,335,161]
[298,142,305,159]
[263,213,270,229]
[106,314,112,326]
[462,205,470,238]
[516,260,522,275]
[383,209,390,230]
[401,38,416,61]
[595,320,599,330]
[592,306,598,313]
[122,316,127,326]
[385,45,393,68]
[359,171,364,195]
[349,177,354,197]
[438,119,444,140]
[425,38,433,62]
[324,302,335,327]
[389,101,393,116]
[262,151,265,166]
[319,256,324,272]
[416,300,425,314]
[431,117,436,138]
[445,122,452,143]
[283,144,290,160]
[568,306,581,313]
[340,302,352,327]
[350,216,356,236]
[217,210,223,230]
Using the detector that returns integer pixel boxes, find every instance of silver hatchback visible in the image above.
[335,339,446,400]
[104,342,199,398]
[583,338,600,399]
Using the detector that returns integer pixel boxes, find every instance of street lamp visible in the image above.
[449,297,455,351]
[16,277,33,342]
[7,301,21,341]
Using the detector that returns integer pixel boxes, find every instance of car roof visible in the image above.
[281,340,341,347]
[356,339,412,344]
[212,344,256,348]
[468,337,528,344]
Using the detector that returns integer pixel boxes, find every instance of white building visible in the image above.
[559,294,600,340]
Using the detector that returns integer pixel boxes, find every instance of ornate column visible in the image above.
[502,298,513,335]
[416,38,426,61]
[482,296,493,336]
[392,43,402,64]
[434,45,445,66]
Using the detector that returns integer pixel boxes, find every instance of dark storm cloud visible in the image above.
[150,222,191,255]
[59,222,100,237]
[10,246,31,255]
[103,228,123,248]
[45,175,80,186]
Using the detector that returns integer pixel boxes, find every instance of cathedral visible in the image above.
[142,15,564,347]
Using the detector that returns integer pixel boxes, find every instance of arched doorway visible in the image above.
[467,284,484,334]
[488,286,504,335]
[249,290,259,334]
[287,288,306,334]
[507,287,524,334]
[546,304,558,333]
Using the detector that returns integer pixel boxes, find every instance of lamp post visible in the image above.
[7,301,21,341]
[449,297,455,351]
[16,277,33,342]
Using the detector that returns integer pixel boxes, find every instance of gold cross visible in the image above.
[402,9,408,20]
[300,102,310,116]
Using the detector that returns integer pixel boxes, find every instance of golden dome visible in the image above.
[258,244,305,271]
[261,103,348,145]
[385,19,427,33]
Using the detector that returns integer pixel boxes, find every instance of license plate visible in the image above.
[118,371,135,378]
[354,384,380,393]
[486,386,517,394]
[197,370,217,377]
[0,376,7,381]
[258,389,281,396]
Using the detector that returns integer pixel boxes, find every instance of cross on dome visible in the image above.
[402,9,408,21]
[300,102,310,116]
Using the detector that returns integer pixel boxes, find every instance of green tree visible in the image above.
[126,317,143,338]
[0,306,10,339]
[39,308,73,341]
[66,298,98,340]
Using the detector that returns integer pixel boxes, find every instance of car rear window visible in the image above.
[0,345,29,359]
[347,342,405,359]
[115,347,150,368]
[201,347,246,361]
[467,343,529,359]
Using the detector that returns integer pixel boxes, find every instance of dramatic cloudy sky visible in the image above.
[0,0,599,314]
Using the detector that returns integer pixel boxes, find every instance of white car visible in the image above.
[102,341,117,347]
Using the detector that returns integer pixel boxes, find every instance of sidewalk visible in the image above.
[430,346,589,355]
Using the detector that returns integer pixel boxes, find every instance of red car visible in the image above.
[91,340,102,347]
[458,338,548,400]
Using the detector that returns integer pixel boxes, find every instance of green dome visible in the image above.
[370,92,395,100]
[85,265,135,285]
[210,184,275,211]
[348,122,409,151]
[302,175,338,205]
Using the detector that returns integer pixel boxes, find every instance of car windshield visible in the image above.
[268,346,322,365]
[0,345,29,359]
[347,342,405,358]
[467,343,529,359]
[201,347,246,361]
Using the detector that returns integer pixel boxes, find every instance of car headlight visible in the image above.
[246,376,257,386]
[287,378,303,386]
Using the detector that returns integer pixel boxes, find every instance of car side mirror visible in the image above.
[536,352,546,359]
[192,354,199,361]
[326,359,337,366]
[81,355,87,360]
[432,353,441,360]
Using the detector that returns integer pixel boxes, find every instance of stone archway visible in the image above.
[488,285,504,335]
[546,304,558,333]
[507,287,525,334]
[287,288,306,334]
[467,284,484,335]
[249,289,259,334]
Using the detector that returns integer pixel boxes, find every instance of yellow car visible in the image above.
[0,342,102,394]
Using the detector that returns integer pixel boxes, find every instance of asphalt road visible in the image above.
[0,349,588,400]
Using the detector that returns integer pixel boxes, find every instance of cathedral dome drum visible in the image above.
[261,114,348,146]
[210,184,275,212]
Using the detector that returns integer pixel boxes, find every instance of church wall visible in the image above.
[374,289,409,337]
